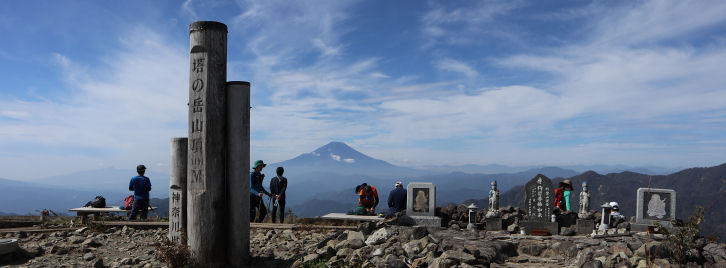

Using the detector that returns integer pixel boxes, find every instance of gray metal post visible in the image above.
[186,21,228,266]
[226,81,251,265]
[169,137,188,243]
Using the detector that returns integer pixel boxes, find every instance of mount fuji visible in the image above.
[269,141,423,179]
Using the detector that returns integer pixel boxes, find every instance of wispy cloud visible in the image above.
[434,58,478,77]
[0,26,187,179]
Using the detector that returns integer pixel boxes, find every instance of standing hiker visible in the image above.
[269,166,288,223]
[128,164,152,221]
[250,160,272,223]
[554,179,573,212]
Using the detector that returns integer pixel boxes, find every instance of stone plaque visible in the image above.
[524,174,554,222]
[406,182,436,217]
[636,188,676,225]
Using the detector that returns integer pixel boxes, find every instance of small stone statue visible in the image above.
[579,181,591,219]
[486,181,501,218]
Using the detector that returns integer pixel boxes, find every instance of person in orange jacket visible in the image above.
[357,183,379,215]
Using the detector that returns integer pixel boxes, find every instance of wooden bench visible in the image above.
[69,207,157,223]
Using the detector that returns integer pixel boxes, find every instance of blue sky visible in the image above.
[2,0,726,179]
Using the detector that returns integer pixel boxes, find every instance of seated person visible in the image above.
[351,183,379,215]
[384,181,407,217]
[609,201,626,227]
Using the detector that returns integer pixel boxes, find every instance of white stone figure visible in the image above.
[647,194,667,219]
[579,182,591,219]
[486,181,501,218]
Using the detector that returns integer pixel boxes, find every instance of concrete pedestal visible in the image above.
[411,216,442,227]
[485,218,503,231]
[576,219,595,235]
[520,221,558,235]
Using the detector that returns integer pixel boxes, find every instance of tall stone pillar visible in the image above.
[226,81,251,265]
[186,21,228,266]
[169,137,188,243]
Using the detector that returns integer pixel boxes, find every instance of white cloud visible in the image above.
[434,58,478,77]
[0,26,188,179]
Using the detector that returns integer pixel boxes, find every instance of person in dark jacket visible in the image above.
[250,160,272,223]
[269,166,288,223]
[128,164,152,221]
[385,181,407,217]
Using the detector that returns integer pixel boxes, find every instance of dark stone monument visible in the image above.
[520,174,558,235]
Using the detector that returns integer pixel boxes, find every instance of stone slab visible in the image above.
[520,221,558,236]
[321,213,384,221]
[485,218,503,231]
[524,174,554,222]
[635,188,676,227]
[576,219,595,235]
[406,182,436,217]
[411,216,442,227]
[0,239,19,255]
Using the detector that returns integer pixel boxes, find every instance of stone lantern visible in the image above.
[598,202,612,230]
[467,203,478,230]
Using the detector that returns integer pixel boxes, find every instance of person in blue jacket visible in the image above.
[128,164,152,221]
[385,181,407,217]
[250,160,272,223]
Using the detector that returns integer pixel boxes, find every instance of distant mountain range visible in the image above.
[0,141,713,229]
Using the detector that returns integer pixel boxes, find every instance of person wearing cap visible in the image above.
[128,164,152,221]
[609,201,626,227]
[269,166,288,223]
[554,179,573,212]
[250,160,272,223]
[384,181,407,217]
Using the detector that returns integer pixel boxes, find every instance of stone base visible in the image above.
[520,221,558,235]
[485,218,503,231]
[631,223,672,233]
[411,216,442,227]
[576,219,595,235]
[0,239,19,255]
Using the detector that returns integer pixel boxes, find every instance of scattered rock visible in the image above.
[82,238,103,248]
[365,228,394,246]
[92,258,104,268]
[582,259,604,268]
[412,226,428,240]
[371,248,383,257]
[83,252,96,261]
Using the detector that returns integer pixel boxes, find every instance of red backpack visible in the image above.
[123,195,135,210]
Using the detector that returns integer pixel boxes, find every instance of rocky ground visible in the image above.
[1,214,726,267]
[1,225,167,268]
[250,219,726,268]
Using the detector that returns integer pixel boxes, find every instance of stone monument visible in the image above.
[485,181,501,218]
[484,180,503,231]
[578,181,591,219]
[633,188,676,231]
[406,182,441,227]
[520,174,558,235]
[576,181,595,235]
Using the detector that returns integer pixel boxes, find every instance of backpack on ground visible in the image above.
[85,195,106,208]
[123,195,134,210]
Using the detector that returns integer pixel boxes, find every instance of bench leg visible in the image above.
[78,212,88,224]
